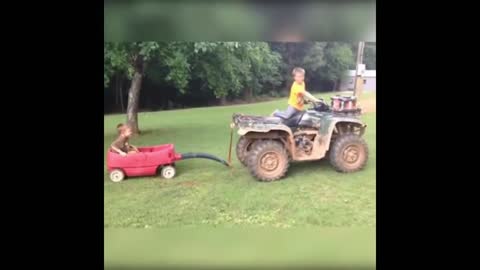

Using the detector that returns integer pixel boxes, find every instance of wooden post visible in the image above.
[227,123,235,166]
[353,41,365,97]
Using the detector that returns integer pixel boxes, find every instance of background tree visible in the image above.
[105,42,371,122]
[104,42,161,134]
[242,42,282,99]
[191,42,281,104]
[104,42,194,134]
[318,43,355,91]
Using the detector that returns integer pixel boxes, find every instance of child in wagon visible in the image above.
[110,123,140,156]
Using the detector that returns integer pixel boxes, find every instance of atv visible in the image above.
[231,96,368,182]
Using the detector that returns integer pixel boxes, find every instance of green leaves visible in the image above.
[190,42,281,98]
[105,41,361,95]
[193,42,218,54]
[104,43,130,87]
[320,43,354,82]
[104,42,156,86]
[303,42,327,73]
[164,50,191,93]
[138,42,160,61]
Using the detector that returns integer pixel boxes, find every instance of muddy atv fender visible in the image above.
[237,125,294,152]
[236,124,293,181]
[319,116,367,152]
[237,123,292,136]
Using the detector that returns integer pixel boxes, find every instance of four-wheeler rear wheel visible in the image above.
[161,165,176,179]
[329,134,368,173]
[109,169,125,182]
[246,140,289,182]
[236,136,252,166]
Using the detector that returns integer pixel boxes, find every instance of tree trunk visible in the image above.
[126,55,146,135]
[219,96,227,105]
[119,76,125,113]
[244,88,253,101]
[332,80,338,92]
[126,71,142,134]
[115,74,120,108]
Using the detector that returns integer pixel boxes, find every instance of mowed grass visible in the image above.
[104,92,376,228]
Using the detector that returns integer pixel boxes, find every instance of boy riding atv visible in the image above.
[272,67,322,120]
[232,68,368,182]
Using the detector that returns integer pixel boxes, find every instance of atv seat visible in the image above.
[262,117,283,125]
[280,111,305,128]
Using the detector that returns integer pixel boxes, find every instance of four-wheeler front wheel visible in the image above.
[246,140,289,182]
[161,165,176,179]
[329,134,368,173]
[109,169,125,182]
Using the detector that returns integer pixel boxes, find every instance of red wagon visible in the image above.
[106,144,229,182]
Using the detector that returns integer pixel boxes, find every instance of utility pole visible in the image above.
[353,41,365,97]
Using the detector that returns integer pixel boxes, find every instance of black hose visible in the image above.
[180,152,230,167]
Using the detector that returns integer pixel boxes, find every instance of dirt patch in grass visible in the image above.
[178,181,200,187]
[359,96,376,113]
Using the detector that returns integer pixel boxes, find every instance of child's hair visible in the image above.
[116,123,127,135]
[292,67,305,76]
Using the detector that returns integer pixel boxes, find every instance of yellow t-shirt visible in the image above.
[287,81,306,111]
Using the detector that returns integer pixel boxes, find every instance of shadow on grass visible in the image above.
[286,158,333,177]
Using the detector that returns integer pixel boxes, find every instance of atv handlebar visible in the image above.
[309,99,331,112]
[308,98,326,106]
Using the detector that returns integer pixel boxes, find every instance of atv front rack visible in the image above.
[331,108,362,116]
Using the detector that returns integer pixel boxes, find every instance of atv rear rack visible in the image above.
[232,113,282,125]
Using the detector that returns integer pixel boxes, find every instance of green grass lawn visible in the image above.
[104,92,376,228]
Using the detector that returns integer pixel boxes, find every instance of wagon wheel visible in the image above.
[161,165,176,179]
[109,169,125,182]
